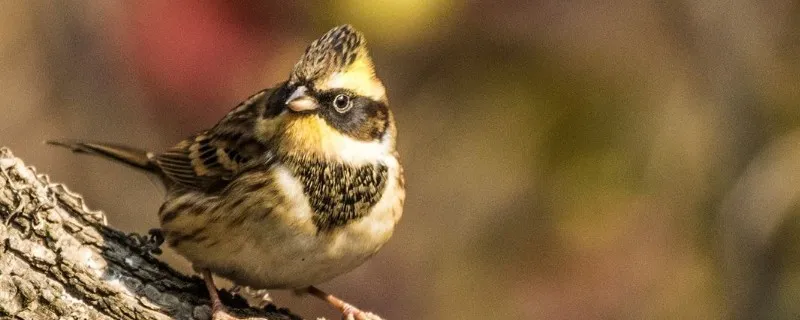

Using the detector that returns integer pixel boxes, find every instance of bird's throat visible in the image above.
[281,155,388,232]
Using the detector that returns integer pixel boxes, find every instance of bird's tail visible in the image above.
[47,140,161,174]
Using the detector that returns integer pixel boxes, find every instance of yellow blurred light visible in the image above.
[331,0,457,45]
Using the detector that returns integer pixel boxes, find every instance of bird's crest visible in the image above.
[290,25,369,82]
[290,25,384,100]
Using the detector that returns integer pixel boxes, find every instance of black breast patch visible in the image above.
[282,156,388,231]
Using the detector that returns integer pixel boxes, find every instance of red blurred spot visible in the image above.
[121,1,295,126]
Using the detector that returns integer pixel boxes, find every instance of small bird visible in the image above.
[49,25,404,320]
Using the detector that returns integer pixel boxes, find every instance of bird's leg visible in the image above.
[202,269,238,320]
[306,286,369,320]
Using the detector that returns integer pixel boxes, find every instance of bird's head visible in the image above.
[268,25,396,163]
[287,25,386,104]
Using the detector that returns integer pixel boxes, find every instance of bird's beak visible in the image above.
[285,86,318,112]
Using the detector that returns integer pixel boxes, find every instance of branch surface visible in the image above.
[0,147,302,320]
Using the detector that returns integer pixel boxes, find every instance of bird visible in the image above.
[48,24,404,320]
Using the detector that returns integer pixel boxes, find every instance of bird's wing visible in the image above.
[156,88,282,191]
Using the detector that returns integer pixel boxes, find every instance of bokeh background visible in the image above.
[2,1,800,319]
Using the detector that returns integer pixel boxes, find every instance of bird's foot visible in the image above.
[201,269,239,320]
[210,309,240,320]
[305,286,383,320]
[343,311,384,320]
[339,302,374,320]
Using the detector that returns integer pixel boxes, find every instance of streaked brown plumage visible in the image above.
[49,25,404,320]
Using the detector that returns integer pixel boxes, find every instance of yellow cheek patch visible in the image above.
[278,115,389,164]
[279,116,340,159]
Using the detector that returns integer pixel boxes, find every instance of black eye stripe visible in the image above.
[317,95,389,141]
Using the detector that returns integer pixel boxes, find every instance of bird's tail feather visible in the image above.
[47,140,160,173]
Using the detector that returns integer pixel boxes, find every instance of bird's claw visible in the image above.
[342,310,384,320]
[211,309,239,320]
[340,304,383,320]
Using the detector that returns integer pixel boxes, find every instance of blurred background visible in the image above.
[2,1,800,319]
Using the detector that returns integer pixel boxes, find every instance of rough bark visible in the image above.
[0,148,302,320]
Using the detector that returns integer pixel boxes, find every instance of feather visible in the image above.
[46,140,159,173]
[155,90,276,191]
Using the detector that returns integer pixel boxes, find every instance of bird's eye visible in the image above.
[333,94,352,113]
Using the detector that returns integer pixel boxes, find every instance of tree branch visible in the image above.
[0,147,302,320]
